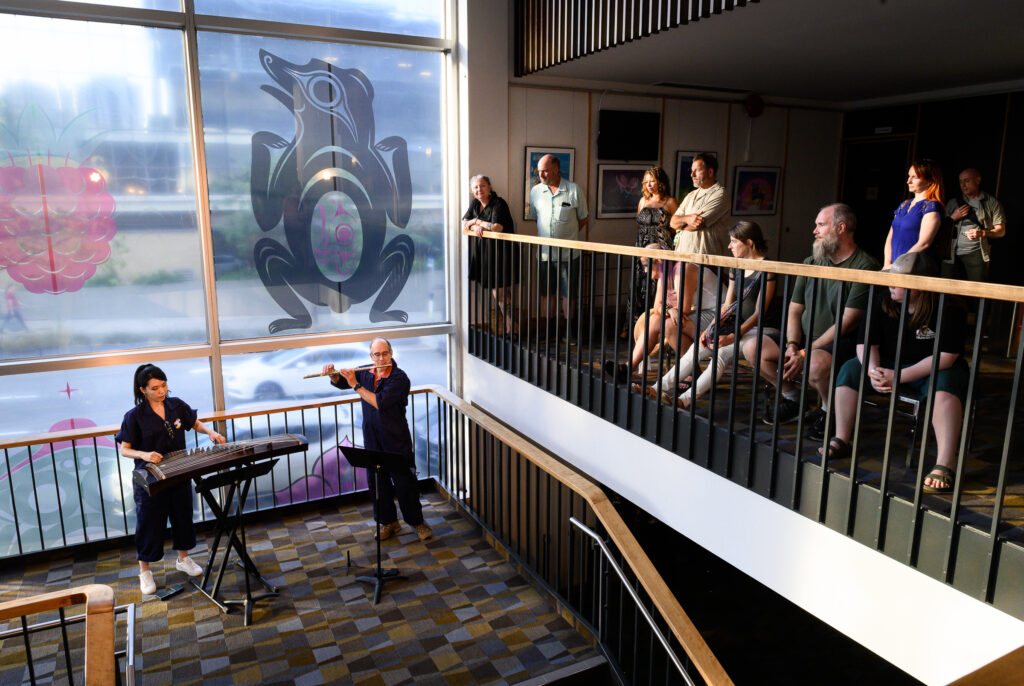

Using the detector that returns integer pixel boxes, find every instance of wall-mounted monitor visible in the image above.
[597,110,660,161]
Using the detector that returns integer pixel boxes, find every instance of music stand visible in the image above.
[340,445,408,605]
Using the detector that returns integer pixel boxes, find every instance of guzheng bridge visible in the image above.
[4,2,1024,686]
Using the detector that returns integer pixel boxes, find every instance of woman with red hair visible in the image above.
[883,158,945,269]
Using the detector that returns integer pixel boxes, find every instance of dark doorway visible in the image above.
[839,137,913,264]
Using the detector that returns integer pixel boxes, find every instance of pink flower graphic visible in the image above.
[0,154,116,294]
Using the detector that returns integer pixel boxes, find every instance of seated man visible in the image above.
[743,203,879,436]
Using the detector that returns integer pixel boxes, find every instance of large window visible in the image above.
[0,16,205,360]
[0,4,453,441]
[199,33,446,339]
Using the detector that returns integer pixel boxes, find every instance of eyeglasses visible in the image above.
[370,351,391,359]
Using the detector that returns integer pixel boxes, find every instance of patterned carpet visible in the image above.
[0,492,600,685]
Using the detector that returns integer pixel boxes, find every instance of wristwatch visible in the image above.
[353,383,362,391]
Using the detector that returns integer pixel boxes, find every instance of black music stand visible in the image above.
[190,458,279,626]
[340,446,408,605]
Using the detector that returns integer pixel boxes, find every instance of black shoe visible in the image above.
[762,397,802,425]
[603,360,630,383]
[806,408,827,441]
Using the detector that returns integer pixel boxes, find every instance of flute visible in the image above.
[303,363,392,379]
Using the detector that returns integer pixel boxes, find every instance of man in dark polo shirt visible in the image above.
[743,203,879,436]
[323,338,432,542]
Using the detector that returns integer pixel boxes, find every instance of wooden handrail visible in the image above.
[0,584,115,686]
[468,230,1024,303]
[427,385,734,686]
[948,644,1024,685]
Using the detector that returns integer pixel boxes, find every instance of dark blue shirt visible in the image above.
[116,397,198,469]
[332,360,413,458]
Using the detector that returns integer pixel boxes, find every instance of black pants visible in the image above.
[133,481,196,562]
[367,463,424,526]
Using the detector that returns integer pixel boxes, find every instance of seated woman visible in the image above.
[605,244,687,382]
[823,252,969,494]
[462,174,518,334]
[649,222,780,408]
[883,158,944,269]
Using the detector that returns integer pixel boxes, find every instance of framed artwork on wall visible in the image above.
[732,166,781,216]
[596,164,648,218]
[675,151,716,202]
[524,146,574,220]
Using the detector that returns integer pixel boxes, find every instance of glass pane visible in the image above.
[55,0,181,9]
[0,16,206,360]
[0,358,212,555]
[199,33,446,339]
[222,336,446,506]
[195,0,444,38]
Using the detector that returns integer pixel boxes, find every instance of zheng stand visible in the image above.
[191,459,279,625]
[340,446,408,605]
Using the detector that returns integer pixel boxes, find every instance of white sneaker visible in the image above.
[139,570,156,595]
[175,556,203,577]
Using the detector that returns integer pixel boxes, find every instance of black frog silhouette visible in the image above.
[251,49,414,333]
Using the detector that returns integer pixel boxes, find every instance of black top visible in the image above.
[331,360,413,458]
[860,292,966,365]
[116,397,198,469]
[462,192,515,234]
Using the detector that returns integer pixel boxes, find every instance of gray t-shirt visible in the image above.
[955,197,983,255]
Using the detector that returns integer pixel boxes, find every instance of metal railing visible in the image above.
[570,516,693,686]
[515,0,760,76]
[465,230,1024,620]
[0,390,440,560]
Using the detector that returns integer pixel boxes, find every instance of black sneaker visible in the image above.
[762,397,802,425]
[806,408,827,441]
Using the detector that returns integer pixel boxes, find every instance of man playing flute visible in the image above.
[322,338,433,542]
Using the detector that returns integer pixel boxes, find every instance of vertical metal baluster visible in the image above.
[724,268,745,479]
[580,250,594,407]
[873,293,910,550]
[1,449,20,554]
[59,605,73,680]
[704,264,723,469]
[91,437,109,541]
[599,253,610,418]
[743,272,770,489]
[941,300,984,582]
[21,615,35,684]
[765,274,793,499]
[907,293,949,566]
[612,255,624,423]
[47,442,68,548]
[845,284,877,536]
[816,282,849,524]
[634,253,651,432]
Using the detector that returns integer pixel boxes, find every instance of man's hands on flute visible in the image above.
[322,363,357,386]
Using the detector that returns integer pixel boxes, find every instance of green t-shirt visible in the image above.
[790,246,880,342]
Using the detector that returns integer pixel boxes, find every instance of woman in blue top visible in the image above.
[883,158,944,269]
[117,364,225,595]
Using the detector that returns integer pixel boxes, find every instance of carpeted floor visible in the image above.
[0,492,600,685]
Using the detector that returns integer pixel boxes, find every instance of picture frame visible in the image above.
[524,146,574,220]
[596,164,649,219]
[732,166,781,216]
[675,151,716,202]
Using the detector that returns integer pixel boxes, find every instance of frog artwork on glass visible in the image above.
[250,49,414,333]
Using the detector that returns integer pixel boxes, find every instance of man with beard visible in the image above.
[743,203,879,433]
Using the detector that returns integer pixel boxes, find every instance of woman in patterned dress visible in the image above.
[623,167,678,338]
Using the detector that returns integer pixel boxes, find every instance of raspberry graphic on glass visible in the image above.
[0,107,116,295]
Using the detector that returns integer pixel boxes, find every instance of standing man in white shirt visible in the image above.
[529,154,589,338]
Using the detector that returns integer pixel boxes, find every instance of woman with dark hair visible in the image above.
[117,363,225,595]
[883,158,945,269]
[823,252,968,494]
[463,174,518,334]
[623,167,679,336]
[648,221,780,408]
